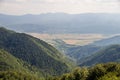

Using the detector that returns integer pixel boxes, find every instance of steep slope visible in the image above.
[49,39,74,54]
[66,45,101,61]
[0,49,24,71]
[0,49,44,79]
[80,45,120,66]
[0,27,72,75]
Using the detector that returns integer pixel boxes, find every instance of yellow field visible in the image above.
[28,33,105,45]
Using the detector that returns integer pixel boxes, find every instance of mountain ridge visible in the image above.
[79,44,120,66]
[1,13,120,34]
[0,27,73,75]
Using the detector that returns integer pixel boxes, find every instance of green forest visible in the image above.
[1,27,120,80]
[1,61,120,80]
[53,63,120,80]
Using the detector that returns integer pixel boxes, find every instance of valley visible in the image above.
[28,33,105,46]
[1,27,120,80]
[1,13,120,80]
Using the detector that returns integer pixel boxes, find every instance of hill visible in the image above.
[66,45,101,61]
[48,39,102,63]
[49,39,74,55]
[53,62,120,80]
[0,49,45,79]
[92,35,120,46]
[0,71,41,80]
[79,45,120,66]
[63,35,120,63]
[0,27,73,75]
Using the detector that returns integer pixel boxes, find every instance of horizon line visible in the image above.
[0,12,120,16]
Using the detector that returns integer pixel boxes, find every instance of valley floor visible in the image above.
[28,33,105,46]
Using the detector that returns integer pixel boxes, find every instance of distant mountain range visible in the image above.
[0,13,120,34]
[91,36,120,46]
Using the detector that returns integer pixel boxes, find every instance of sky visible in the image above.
[0,0,120,15]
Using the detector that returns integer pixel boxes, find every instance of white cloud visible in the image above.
[0,0,120,15]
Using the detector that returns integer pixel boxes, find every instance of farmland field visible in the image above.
[28,33,105,45]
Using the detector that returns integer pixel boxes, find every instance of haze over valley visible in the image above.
[1,0,120,80]
[1,13,119,46]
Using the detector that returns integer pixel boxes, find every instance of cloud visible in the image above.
[1,0,120,4]
[0,0,4,6]
[83,0,120,3]
[0,0,120,15]
[0,0,4,3]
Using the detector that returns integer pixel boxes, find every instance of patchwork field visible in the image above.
[28,33,105,45]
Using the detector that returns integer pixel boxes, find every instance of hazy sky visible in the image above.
[0,0,120,15]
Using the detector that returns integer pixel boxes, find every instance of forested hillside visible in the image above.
[0,27,73,76]
[1,27,120,80]
[66,45,101,61]
[61,35,120,64]
[0,49,44,80]
[79,45,120,66]
[53,63,120,80]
